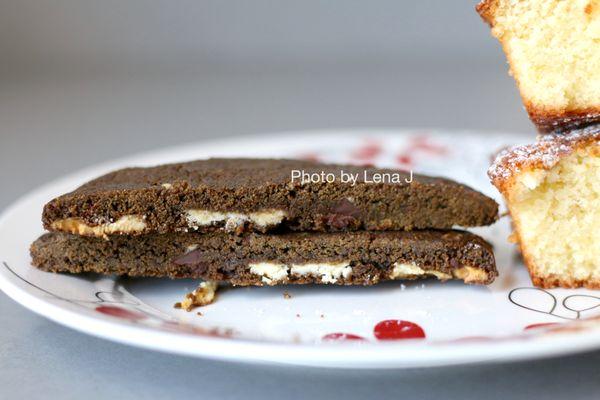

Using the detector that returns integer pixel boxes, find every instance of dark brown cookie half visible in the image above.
[42,158,498,237]
[31,230,497,285]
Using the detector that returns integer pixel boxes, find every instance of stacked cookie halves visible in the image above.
[478,0,600,288]
[31,158,500,288]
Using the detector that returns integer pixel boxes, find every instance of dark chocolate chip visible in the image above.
[324,214,356,229]
[331,198,362,218]
[324,198,362,229]
[449,258,461,269]
[173,249,206,267]
[220,260,238,273]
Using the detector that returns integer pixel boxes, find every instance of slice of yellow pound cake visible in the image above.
[477,0,600,133]
[489,126,599,288]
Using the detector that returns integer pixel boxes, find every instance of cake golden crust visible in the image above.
[476,0,498,26]
[477,0,600,133]
[529,108,600,135]
[531,275,600,290]
[489,125,600,191]
[489,125,600,289]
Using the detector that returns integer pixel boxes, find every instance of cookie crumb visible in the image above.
[283,291,292,299]
[175,281,219,311]
[296,313,301,318]
[320,314,325,319]
[196,312,203,316]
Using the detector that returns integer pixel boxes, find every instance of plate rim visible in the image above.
[4,261,600,369]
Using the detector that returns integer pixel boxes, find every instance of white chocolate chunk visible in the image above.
[185,209,287,229]
[389,262,425,278]
[452,266,488,283]
[185,244,199,253]
[248,262,352,284]
[290,263,352,284]
[425,270,452,280]
[51,215,146,237]
[248,210,287,227]
[390,262,452,281]
[249,262,289,284]
[185,210,233,226]
[390,262,486,282]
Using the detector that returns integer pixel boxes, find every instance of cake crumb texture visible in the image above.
[490,130,599,288]
[477,0,600,132]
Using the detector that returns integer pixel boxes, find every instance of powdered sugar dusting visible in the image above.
[488,125,600,186]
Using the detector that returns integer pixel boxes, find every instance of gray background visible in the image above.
[1,1,599,399]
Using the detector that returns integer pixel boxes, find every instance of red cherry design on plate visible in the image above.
[374,320,426,340]
[396,154,413,167]
[408,135,448,155]
[352,141,382,161]
[524,322,560,331]
[298,152,320,162]
[322,333,366,341]
[450,336,494,343]
[95,305,146,321]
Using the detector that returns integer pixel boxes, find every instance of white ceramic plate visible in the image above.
[2,129,600,369]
